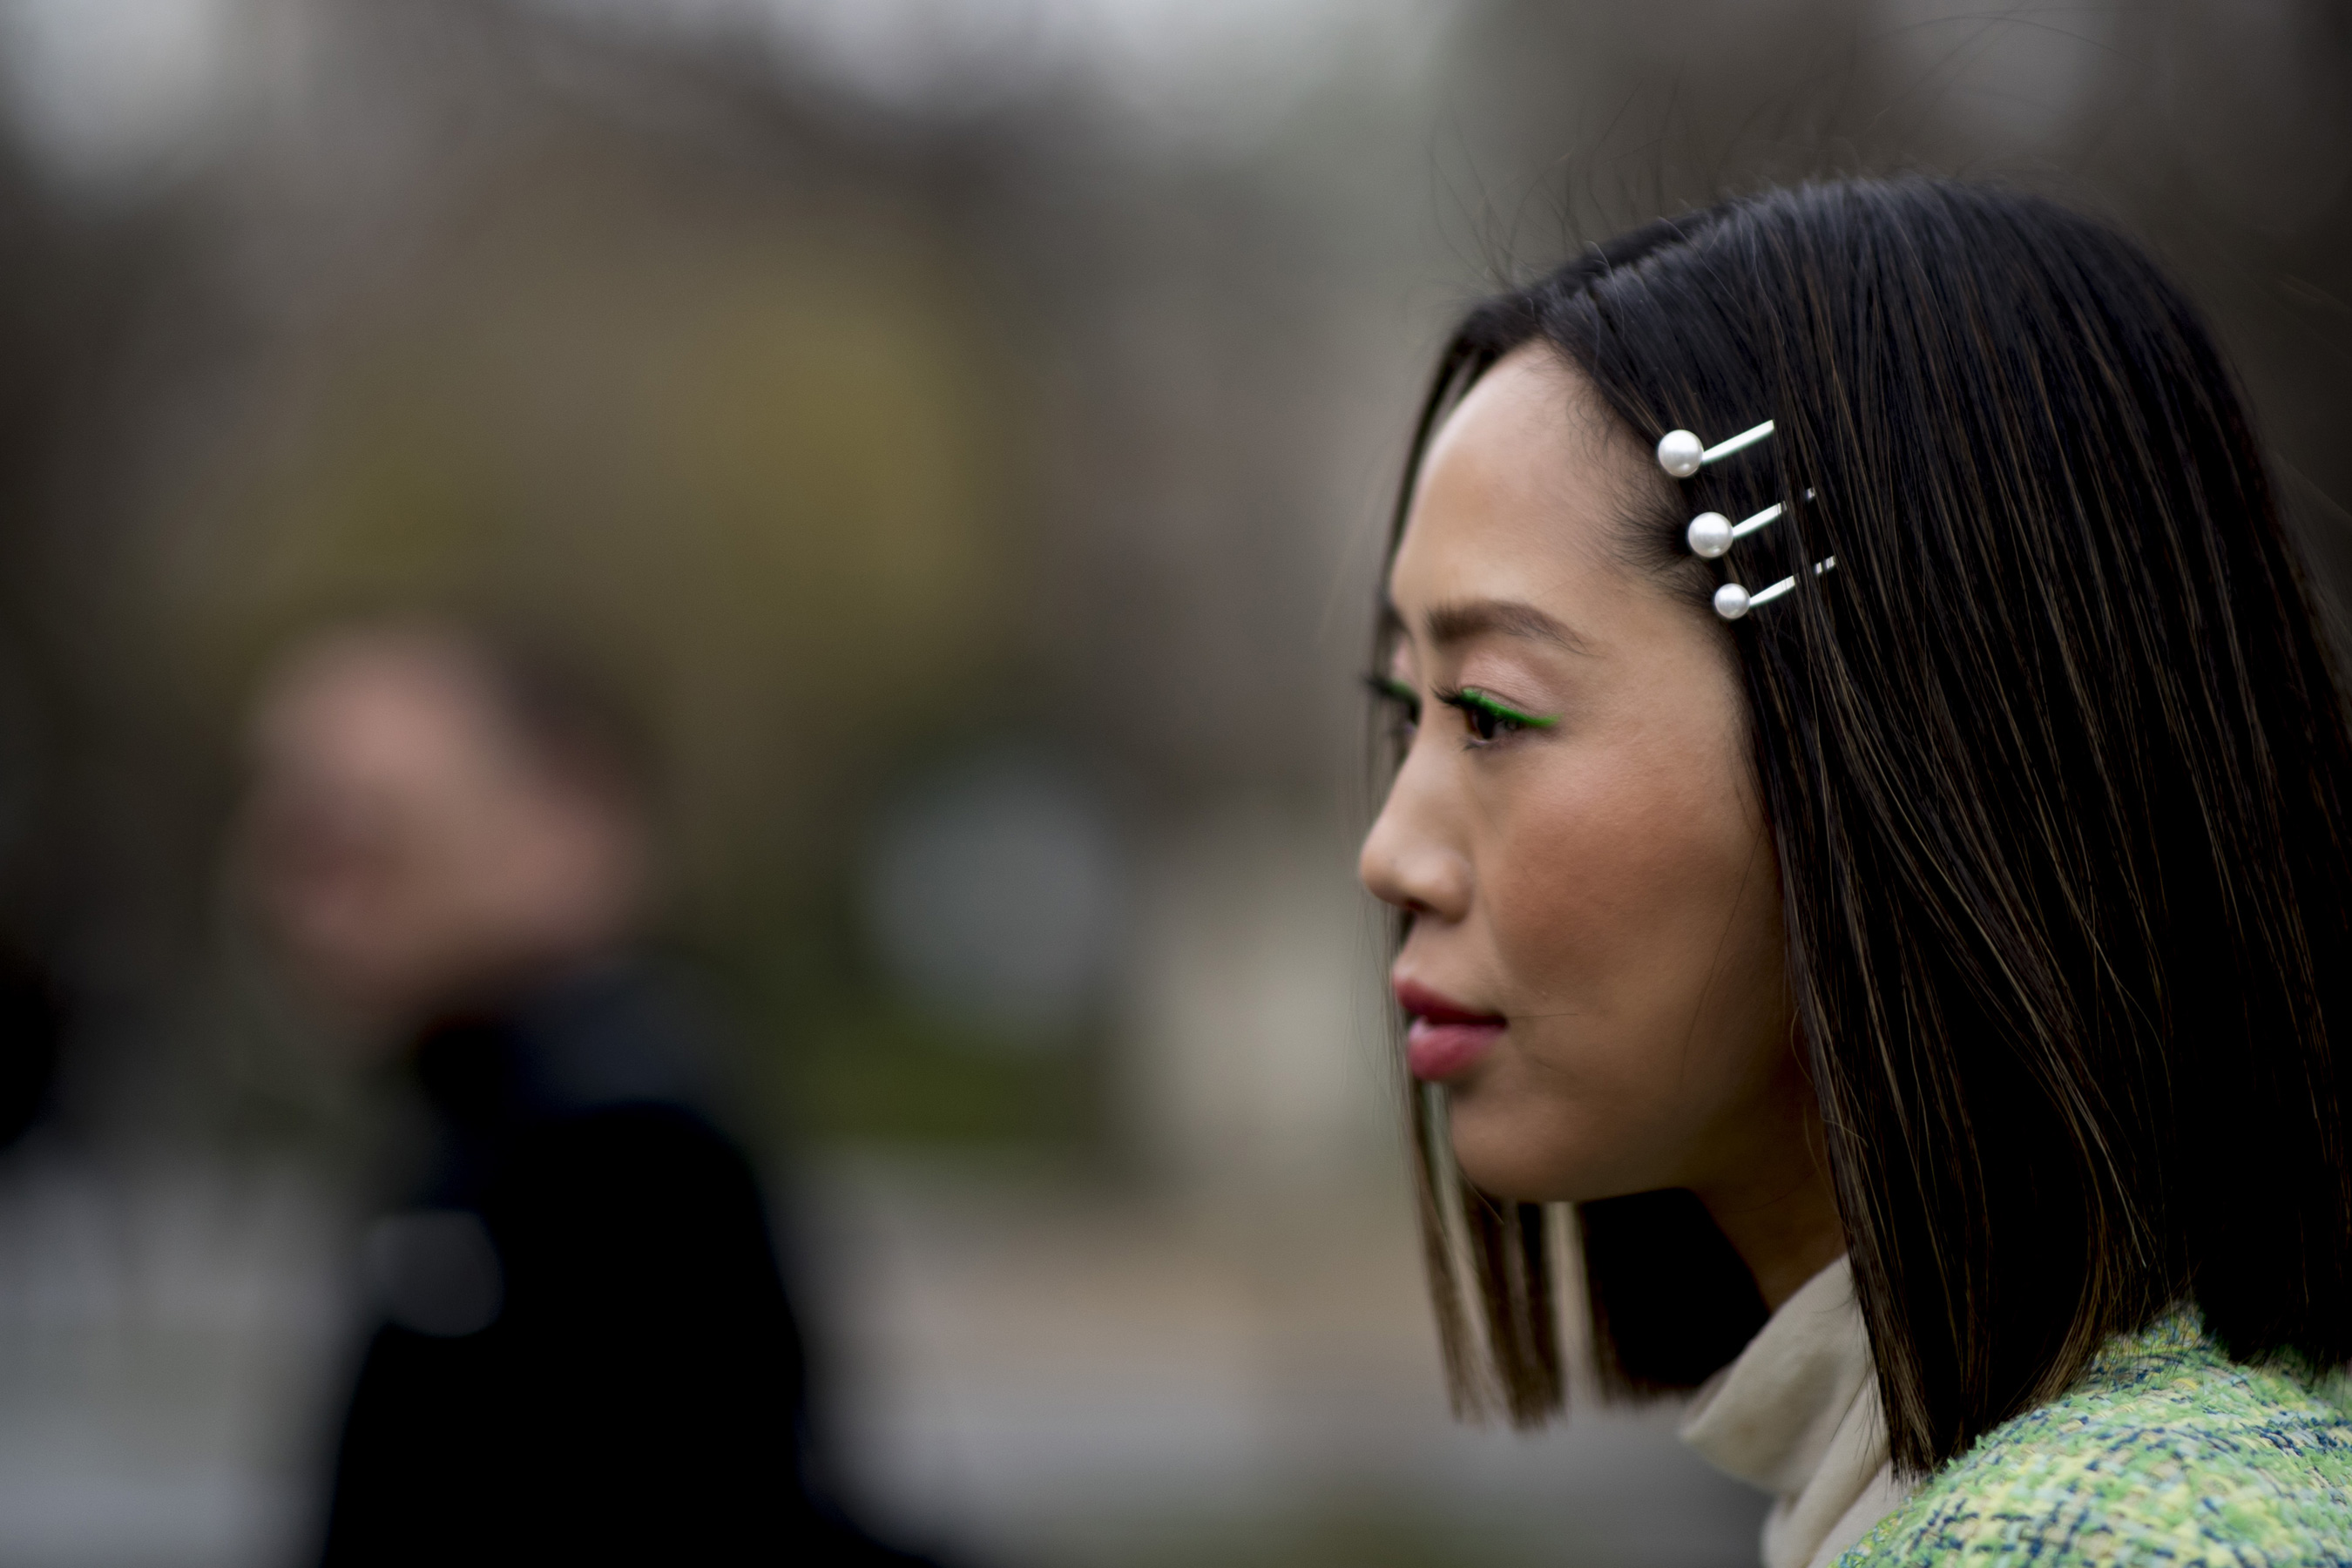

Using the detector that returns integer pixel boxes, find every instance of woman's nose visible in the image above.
[1359,760,1470,921]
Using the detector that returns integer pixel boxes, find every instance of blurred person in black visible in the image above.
[241,619,914,1565]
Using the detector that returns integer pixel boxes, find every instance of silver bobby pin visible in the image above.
[1686,489,1816,558]
[1714,557,1837,621]
[1657,418,1835,618]
[1655,420,1774,479]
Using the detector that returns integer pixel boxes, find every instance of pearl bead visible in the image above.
[1713,582,1752,620]
[1686,511,1734,558]
[1656,429,1704,477]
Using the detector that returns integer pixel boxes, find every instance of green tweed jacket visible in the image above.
[1841,1314,2352,1566]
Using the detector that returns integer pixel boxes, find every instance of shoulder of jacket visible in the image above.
[1838,1316,2352,1566]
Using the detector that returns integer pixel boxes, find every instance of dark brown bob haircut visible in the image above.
[1381,178,2352,1477]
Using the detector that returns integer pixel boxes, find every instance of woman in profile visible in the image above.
[1361,179,2352,1565]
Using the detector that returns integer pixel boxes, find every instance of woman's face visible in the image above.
[1360,347,1804,1206]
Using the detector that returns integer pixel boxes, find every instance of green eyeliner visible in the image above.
[1457,687,1559,729]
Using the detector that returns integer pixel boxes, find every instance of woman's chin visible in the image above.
[1446,1093,1652,1203]
[1447,1110,1574,1202]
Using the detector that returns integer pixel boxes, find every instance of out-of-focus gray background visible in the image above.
[0,1,2343,1564]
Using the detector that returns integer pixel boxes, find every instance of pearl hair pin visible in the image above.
[1685,489,1817,558]
[1657,416,1835,619]
[1687,502,1776,558]
[1655,419,1774,478]
[1714,557,1837,621]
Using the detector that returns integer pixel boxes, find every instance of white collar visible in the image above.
[1676,1255,1909,1568]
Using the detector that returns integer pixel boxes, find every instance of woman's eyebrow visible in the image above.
[1423,598,1595,656]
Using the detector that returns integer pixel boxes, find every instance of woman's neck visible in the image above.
[1700,1164,1847,1310]
[1691,1070,1848,1311]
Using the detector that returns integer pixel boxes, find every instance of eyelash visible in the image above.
[1438,686,1555,744]
[1365,675,1556,747]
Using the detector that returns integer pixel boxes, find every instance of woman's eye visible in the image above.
[1463,705,1513,741]
[1440,687,1558,746]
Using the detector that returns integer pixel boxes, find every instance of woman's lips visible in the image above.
[1393,978,1506,1082]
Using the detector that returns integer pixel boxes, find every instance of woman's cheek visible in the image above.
[1448,1012,1697,1200]
[1482,771,1693,1007]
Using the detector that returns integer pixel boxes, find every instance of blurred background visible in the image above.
[0,0,2342,1563]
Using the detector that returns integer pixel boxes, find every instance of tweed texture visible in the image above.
[1839,1314,2352,1566]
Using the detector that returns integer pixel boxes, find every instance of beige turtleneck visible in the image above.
[1676,1256,1910,1568]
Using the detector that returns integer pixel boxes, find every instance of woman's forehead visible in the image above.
[1389,350,1648,632]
